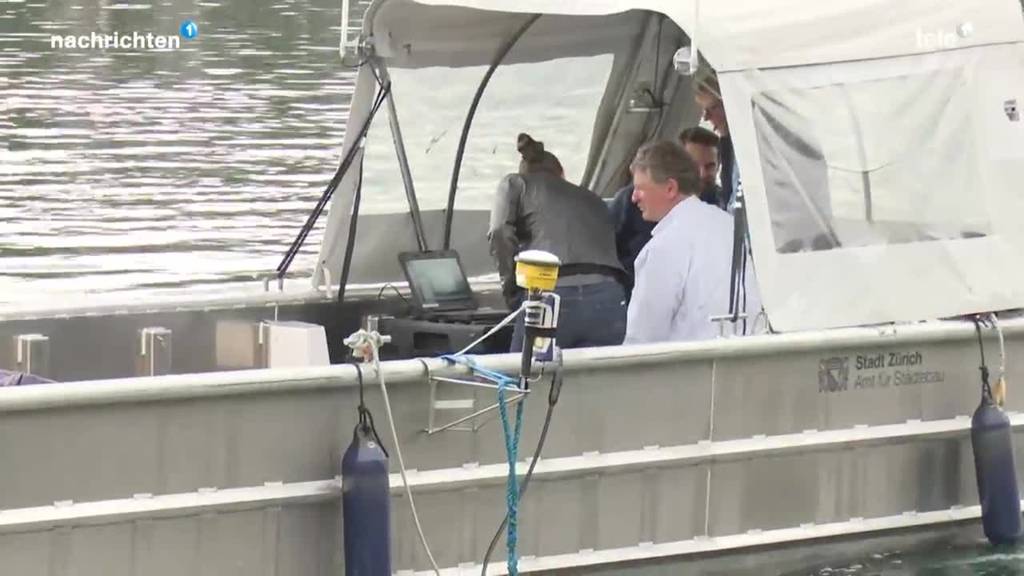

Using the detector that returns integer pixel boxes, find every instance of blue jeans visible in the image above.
[510,278,627,352]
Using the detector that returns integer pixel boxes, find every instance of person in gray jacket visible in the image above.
[489,133,627,351]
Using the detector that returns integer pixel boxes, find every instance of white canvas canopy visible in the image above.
[725,42,1024,330]
[317,0,1024,332]
[381,0,1024,71]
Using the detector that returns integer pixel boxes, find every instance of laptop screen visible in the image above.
[400,251,476,311]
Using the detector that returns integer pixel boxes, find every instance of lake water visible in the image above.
[1,0,357,305]
[3,0,1024,572]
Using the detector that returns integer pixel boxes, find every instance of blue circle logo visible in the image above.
[179,20,198,40]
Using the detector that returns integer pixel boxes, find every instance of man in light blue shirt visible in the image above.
[624,140,751,344]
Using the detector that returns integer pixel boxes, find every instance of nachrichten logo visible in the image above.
[180,20,199,40]
[50,20,199,51]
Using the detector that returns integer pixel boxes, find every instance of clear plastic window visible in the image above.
[360,55,614,214]
[751,67,991,253]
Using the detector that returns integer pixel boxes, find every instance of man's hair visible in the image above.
[679,126,719,149]
[630,140,699,196]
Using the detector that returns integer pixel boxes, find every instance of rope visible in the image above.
[344,329,441,575]
[990,313,1007,382]
[988,313,1008,406]
[352,364,387,458]
[497,368,524,575]
[440,354,524,575]
[480,350,563,576]
[439,354,523,390]
[972,316,993,401]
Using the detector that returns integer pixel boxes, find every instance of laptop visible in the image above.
[398,250,505,321]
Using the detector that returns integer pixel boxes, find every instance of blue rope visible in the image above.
[440,355,523,575]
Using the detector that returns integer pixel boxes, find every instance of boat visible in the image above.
[1,0,1024,573]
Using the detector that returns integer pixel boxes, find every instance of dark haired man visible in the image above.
[679,126,723,208]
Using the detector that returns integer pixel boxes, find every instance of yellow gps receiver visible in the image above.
[514,250,562,373]
[514,250,560,292]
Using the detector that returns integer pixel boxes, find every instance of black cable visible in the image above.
[651,16,663,100]
[520,335,535,390]
[368,60,383,86]
[337,155,364,304]
[352,363,388,458]
[442,14,541,250]
[727,205,745,320]
[740,246,748,334]
[973,316,993,401]
[277,79,391,279]
[480,355,564,575]
[342,58,371,69]
[376,283,409,304]
[355,360,365,410]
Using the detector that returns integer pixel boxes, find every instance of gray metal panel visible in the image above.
[709,451,826,535]
[712,340,1000,441]
[0,503,339,576]
[712,352,831,440]
[530,475,587,558]
[522,361,712,460]
[650,466,707,545]
[0,420,1015,573]
[918,342,988,420]
[0,531,49,575]
[392,485,494,571]
[375,358,712,475]
[706,436,982,537]
[0,392,350,509]
[386,463,707,570]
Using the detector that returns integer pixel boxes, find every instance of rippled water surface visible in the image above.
[791,533,1024,576]
[1,0,358,305]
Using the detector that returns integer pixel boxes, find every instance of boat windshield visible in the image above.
[359,54,615,215]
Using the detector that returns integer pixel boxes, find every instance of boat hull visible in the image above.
[0,304,1021,573]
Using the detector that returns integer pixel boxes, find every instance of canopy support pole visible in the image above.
[374,60,430,252]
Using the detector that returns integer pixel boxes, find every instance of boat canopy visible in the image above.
[317,0,1024,332]
[368,0,1024,71]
